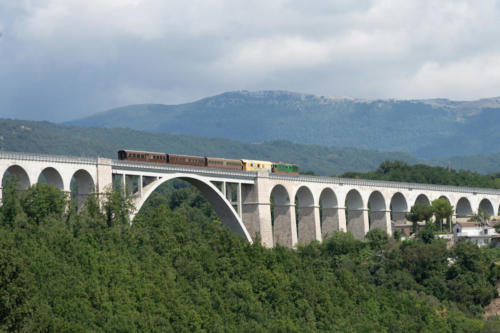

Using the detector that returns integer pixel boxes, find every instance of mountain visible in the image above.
[65,90,500,159]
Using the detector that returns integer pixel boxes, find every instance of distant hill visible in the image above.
[2,118,500,175]
[0,118,419,175]
[65,90,500,158]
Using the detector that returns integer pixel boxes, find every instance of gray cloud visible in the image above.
[1,0,500,121]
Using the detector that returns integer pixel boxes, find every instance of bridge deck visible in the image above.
[1,150,500,195]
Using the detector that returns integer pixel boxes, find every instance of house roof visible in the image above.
[456,222,483,228]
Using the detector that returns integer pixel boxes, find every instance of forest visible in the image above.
[342,160,500,189]
[1,178,500,332]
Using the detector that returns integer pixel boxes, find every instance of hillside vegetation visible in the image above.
[343,161,500,189]
[66,90,500,158]
[1,180,500,331]
[3,117,500,175]
[0,118,418,175]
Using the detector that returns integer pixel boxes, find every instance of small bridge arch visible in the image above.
[132,173,252,243]
[2,165,31,190]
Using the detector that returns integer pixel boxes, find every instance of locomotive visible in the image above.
[117,150,300,175]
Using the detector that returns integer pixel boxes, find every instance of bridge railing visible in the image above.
[0,151,97,165]
[269,173,500,195]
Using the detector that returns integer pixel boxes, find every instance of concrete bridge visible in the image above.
[1,151,499,248]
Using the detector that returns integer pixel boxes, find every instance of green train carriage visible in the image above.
[272,163,300,175]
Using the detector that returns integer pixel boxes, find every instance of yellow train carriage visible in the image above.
[242,159,273,172]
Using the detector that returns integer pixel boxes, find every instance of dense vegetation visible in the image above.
[65,90,500,159]
[3,117,500,175]
[1,180,500,331]
[343,160,500,189]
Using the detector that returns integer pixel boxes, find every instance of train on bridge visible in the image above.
[118,149,300,175]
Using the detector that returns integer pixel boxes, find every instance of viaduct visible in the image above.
[1,151,499,248]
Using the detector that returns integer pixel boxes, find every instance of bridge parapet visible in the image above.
[269,174,500,195]
[0,151,97,165]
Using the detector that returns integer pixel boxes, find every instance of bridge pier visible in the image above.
[370,210,392,235]
[96,157,113,195]
[321,207,340,239]
[274,204,297,247]
[240,177,274,247]
[242,201,273,246]
[297,205,321,244]
[392,211,407,224]
[347,208,369,239]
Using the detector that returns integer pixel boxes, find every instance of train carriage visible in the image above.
[206,157,243,170]
[168,154,206,167]
[118,150,167,163]
[242,159,273,172]
[272,163,300,175]
[117,149,300,175]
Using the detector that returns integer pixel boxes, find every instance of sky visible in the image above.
[1,0,500,122]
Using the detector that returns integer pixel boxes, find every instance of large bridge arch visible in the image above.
[294,186,317,244]
[133,174,252,243]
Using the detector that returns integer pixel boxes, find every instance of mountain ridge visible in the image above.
[65,90,500,159]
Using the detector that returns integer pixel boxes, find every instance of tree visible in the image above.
[0,177,23,226]
[103,188,134,227]
[469,208,490,226]
[406,203,434,234]
[20,183,67,225]
[417,227,434,243]
[365,228,389,251]
[431,198,454,232]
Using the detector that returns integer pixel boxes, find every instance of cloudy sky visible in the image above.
[1,0,500,121]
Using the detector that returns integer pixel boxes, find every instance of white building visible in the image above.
[453,222,500,247]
